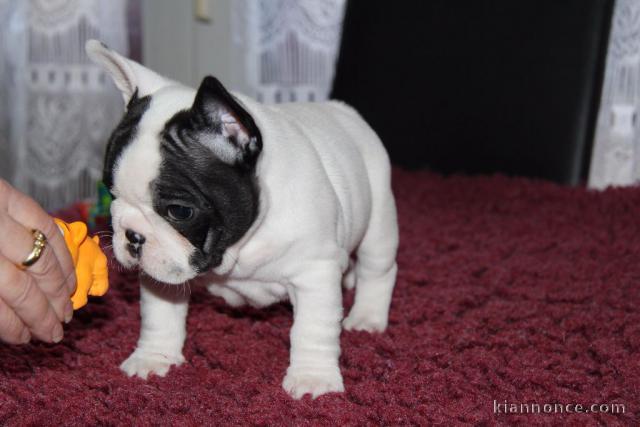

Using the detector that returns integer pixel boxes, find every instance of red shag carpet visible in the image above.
[0,170,639,426]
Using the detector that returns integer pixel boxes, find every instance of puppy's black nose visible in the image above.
[125,229,145,245]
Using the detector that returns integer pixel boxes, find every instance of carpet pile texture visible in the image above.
[0,170,638,425]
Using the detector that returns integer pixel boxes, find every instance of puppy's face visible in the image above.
[87,41,262,284]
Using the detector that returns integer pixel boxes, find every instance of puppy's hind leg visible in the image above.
[343,184,398,333]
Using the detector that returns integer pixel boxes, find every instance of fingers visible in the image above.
[0,214,72,323]
[2,182,75,322]
[0,297,30,344]
[0,255,63,343]
[5,183,76,296]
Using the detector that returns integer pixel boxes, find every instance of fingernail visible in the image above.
[64,302,73,323]
[52,324,64,343]
[20,329,31,344]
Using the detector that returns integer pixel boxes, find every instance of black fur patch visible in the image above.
[192,76,263,168]
[103,91,151,191]
[152,77,262,273]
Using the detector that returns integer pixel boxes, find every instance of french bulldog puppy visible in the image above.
[86,39,398,399]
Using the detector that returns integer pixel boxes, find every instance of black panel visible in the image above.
[331,0,614,184]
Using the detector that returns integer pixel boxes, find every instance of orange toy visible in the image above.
[54,219,109,310]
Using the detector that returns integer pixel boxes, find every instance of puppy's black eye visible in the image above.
[167,204,194,221]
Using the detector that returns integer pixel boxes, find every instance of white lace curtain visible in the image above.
[232,0,346,104]
[589,0,640,188]
[0,0,129,211]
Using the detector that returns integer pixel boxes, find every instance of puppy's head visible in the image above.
[86,40,261,284]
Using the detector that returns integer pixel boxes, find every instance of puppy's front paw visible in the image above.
[343,308,388,332]
[120,349,185,380]
[282,366,344,399]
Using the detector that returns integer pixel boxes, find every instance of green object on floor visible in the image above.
[88,181,112,228]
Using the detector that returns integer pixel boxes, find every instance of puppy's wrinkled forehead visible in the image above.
[87,39,262,201]
[105,87,196,200]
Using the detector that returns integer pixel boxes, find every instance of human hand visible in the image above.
[0,179,76,344]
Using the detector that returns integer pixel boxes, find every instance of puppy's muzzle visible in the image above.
[125,229,146,258]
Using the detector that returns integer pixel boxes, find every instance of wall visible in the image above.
[141,0,250,93]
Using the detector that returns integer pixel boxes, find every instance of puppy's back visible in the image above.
[265,100,391,251]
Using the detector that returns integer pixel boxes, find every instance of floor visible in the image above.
[0,169,638,425]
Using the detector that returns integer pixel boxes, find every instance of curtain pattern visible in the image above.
[232,0,346,104]
[0,0,128,210]
[589,0,640,188]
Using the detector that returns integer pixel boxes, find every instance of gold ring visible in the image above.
[20,229,47,269]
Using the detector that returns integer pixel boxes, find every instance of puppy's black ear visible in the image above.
[192,76,262,167]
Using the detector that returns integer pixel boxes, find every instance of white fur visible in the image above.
[87,40,398,399]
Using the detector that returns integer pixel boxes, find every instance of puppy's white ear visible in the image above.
[85,39,173,104]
